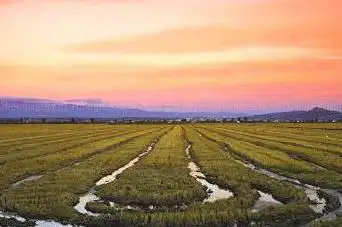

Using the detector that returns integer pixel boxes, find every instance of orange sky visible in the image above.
[1,0,341,112]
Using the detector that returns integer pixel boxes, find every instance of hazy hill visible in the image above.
[0,97,241,119]
[249,107,342,121]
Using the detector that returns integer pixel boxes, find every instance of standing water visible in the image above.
[0,210,26,222]
[0,210,75,227]
[232,157,342,222]
[252,190,283,212]
[185,144,234,203]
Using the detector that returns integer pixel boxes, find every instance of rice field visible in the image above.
[0,123,341,227]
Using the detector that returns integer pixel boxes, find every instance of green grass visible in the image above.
[0,123,341,226]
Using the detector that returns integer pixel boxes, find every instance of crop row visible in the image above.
[215,125,342,156]
[227,125,341,154]
[0,125,134,151]
[219,123,342,144]
[0,124,119,143]
[0,127,134,163]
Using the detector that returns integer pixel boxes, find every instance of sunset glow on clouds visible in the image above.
[1,0,341,112]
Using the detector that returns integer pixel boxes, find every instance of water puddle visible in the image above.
[0,210,75,227]
[74,143,155,215]
[234,159,327,214]
[309,189,342,224]
[0,210,26,222]
[35,220,74,227]
[236,159,303,185]
[74,188,101,216]
[11,175,43,188]
[252,190,283,212]
[304,186,326,214]
[96,144,154,186]
[186,145,234,203]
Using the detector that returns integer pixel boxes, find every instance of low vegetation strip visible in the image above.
[0,124,77,141]
[0,124,119,145]
[96,126,207,207]
[0,128,132,164]
[269,123,342,132]
[256,126,342,142]
[209,125,342,156]
[0,126,170,221]
[0,126,127,154]
[212,123,342,145]
[257,124,342,144]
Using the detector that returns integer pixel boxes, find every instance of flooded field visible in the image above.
[0,123,341,227]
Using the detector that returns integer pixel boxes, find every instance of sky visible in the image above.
[1,0,341,113]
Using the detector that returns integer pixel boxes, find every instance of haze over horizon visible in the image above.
[1,0,342,113]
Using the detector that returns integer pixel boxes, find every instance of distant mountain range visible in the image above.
[0,97,242,119]
[0,97,341,121]
[249,107,342,121]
